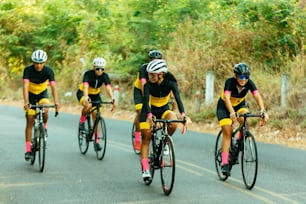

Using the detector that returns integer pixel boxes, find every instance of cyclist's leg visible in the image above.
[39,98,50,129]
[76,90,91,129]
[133,87,143,151]
[236,100,249,140]
[140,119,152,179]
[217,99,233,175]
[161,110,178,136]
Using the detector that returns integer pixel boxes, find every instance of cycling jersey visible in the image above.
[78,70,111,95]
[140,72,185,123]
[220,77,257,106]
[23,65,55,95]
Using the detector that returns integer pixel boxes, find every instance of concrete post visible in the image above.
[114,85,120,103]
[205,71,214,105]
[281,73,289,109]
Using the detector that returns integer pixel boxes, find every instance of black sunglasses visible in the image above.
[95,67,104,71]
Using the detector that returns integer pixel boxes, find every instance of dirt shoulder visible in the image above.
[2,99,305,150]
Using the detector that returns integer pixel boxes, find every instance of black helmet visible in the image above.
[148,50,162,59]
[233,63,250,75]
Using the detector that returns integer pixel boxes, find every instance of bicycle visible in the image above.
[214,112,264,190]
[77,100,114,160]
[30,104,58,172]
[131,98,176,155]
[144,117,186,196]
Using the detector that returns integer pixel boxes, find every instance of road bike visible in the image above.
[30,104,58,172]
[144,117,186,196]
[131,99,176,155]
[214,112,264,190]
[77,100,114,160]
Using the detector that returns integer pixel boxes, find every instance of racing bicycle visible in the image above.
[144,117,186,196]
[77,100,114,160]
[30,104,58,172]
[214,112,264,190]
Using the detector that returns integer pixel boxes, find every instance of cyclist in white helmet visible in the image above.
[76,57,115,150]
[139,59,188,180]
[23,49,60,161]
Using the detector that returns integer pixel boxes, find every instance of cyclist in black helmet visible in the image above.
[216,62,269,176]
[132,50,163,152]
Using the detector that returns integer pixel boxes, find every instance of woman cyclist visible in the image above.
[133,50,163,151]
[139,59,187,180]
[76,57,115,150]
[23,50,60,161]
[216,63,269,176]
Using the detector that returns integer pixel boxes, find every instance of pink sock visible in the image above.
[135,132,141,142]
[141,158,149,171]
[44,123,48,129]
[222,152,229,165]
[79,116,86,123]
[95,132,100,143]
[237,131,242,140]
[26,141,32,152]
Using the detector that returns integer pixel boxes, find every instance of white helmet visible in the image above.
[31,50,48,63]
[92,57,106,68]
[146,59,168,73]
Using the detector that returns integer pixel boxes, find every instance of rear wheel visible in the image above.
[214,130,229,181]
[38,127,46,172]
[95,117,107,160]
[160,136,175,196]
[241,131,258,190]
[78,121,89,154]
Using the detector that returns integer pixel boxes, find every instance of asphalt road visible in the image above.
[0,105,305,204]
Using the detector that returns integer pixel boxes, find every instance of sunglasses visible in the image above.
[95,67,104,71]
[237,75,249,80]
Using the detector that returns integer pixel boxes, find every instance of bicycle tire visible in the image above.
[38,127,46,172]
[131,123,141,155]
[95,117,107,160]
[160,136,175,196]
[241,131,258,190]
[214,130,229,181]
[144,136,155,185]
[30,128,39,165]
[78,121,89,154]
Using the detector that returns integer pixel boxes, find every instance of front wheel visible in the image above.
[95,117,107,160]
[160,136,175,196]
[38,127,46,172]
[214,130,229,181]
[241,131,258,190]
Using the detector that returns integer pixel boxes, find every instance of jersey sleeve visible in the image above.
[170,81,185,114]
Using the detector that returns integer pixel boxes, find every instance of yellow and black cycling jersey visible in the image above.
[23,65,55,95]
[220,77,258,107]
[133,63,149,90]
[141,72,185,120]
[78,70,111,95]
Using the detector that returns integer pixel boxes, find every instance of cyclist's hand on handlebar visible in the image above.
[230,112,237,123]
[111,99,115,112]
[55,103,60,117]
[260,111,269,126]
[24,103,30,111]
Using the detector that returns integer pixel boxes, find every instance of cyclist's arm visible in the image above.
[105,84,114,102]
[23,79,30,110]
[49,81,59,106]
[224,90,236,120]
[252,90,269,124]
[171,83,185,116]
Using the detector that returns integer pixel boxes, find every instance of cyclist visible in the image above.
[76,57,115,150]
[133,50,163,151]
[139,59,187,180]
[216,62,269,176]
[23,49,59,161]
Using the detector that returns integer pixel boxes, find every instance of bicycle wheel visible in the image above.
[131,123,141,155]
[241,131,258,190]
[78,121,89,154]
[38,127,46,172]
[30,128,39,165]
[160,136,175,196]
[95,117,107,160]
[144,137,155,185]
[214,130,229,181]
